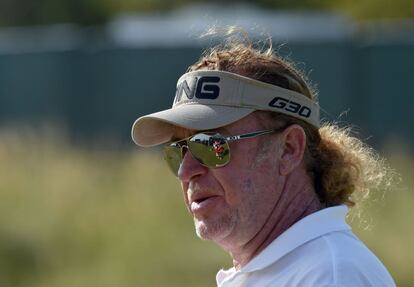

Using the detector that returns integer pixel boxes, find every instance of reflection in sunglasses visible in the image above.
[164,128,283,176]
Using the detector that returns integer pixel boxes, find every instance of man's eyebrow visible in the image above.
[170,129,197,141]
[214,127,231,135]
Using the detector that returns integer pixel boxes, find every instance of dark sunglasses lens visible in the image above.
[164,144,182,175]
[188,133,230,167]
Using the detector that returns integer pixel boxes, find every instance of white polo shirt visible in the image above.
[216,206,396,287]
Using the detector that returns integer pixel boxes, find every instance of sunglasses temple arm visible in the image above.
[225,129,280,142]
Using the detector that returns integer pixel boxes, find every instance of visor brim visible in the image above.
[132,104,254,147]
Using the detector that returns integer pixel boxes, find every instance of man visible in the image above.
[131,37,395,286]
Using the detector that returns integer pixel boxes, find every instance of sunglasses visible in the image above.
[163,128,284,176]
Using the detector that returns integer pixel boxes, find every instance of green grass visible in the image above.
[0,130,412,287]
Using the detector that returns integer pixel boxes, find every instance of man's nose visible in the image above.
[177,148,208,182]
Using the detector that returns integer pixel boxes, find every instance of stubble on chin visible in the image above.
[193,213,236,242]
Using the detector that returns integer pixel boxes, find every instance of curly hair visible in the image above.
[187,28,393,207]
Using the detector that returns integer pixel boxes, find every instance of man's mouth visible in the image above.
[193,195,214,204]
[190,191,218,205]
[190,195,221,215]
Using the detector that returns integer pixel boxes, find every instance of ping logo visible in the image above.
[268,97,312,118]
[174,76,220,104]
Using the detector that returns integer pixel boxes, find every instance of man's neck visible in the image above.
[227,171,323,270]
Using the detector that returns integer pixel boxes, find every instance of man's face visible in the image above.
[174,113,286,248]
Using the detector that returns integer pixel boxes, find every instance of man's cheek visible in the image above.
[226,177,254,207]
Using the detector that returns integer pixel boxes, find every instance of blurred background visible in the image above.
[0,0,413,286]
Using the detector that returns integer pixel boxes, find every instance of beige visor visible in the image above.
[132,70,320,147]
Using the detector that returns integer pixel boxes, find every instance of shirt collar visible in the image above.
[242,205,350,272]
[217,205,351,285]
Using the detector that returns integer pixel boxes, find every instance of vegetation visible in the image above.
[0,0,413,27]
[0,129,413,287]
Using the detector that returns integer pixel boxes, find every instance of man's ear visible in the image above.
[278,124,307,176]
